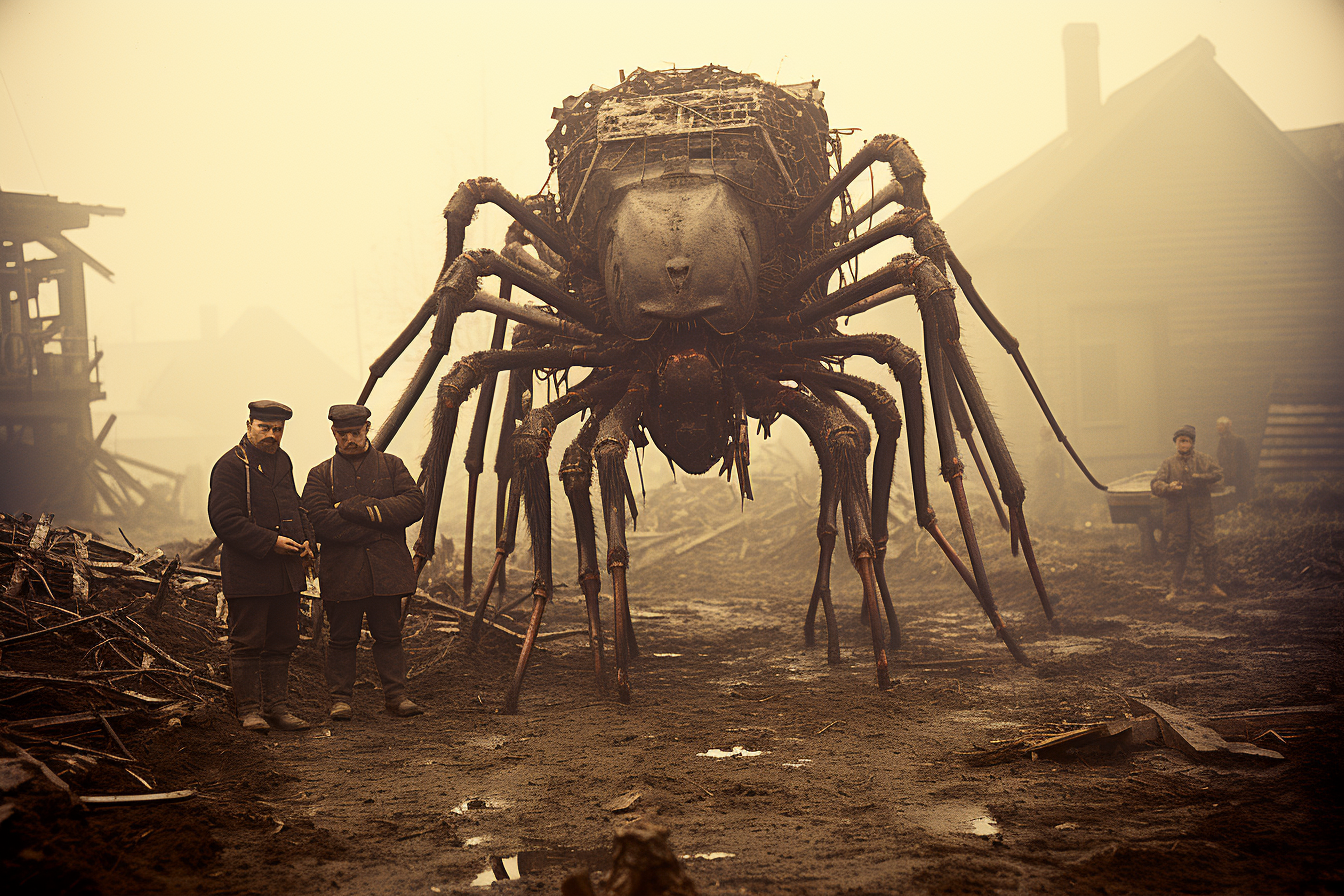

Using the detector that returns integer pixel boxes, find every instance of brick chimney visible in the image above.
[1063,23,1101,131]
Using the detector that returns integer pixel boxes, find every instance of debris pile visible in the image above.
[0,511,226,804]
[965,697,1337,767]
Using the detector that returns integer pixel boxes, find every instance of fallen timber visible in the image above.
[0,511,227,801]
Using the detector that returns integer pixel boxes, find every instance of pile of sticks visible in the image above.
[1,511,227,802]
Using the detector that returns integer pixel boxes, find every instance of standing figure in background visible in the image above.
[1151,424,1225,599]
[208,400,314,732]
[302,404,426,721]
[1216,416,1254,503]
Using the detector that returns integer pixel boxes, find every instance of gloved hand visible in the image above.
[338,495,384,525]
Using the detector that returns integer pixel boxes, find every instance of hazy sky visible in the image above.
[2,0,1342,441]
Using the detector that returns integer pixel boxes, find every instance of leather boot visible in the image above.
[230,656,269,732]
[373,640,422,716]
[325,642,357,720]
[1166,553,1188,600]
[1203,552,1227,598]
[260,656,311,731]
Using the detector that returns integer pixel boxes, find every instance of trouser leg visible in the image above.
[225,597,268,726]
[324,600,365,702]
[366,595,410,702]
[257,593,308,729]
[1169,552,1188,590]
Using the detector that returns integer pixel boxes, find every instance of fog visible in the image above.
[2,0,1342,544]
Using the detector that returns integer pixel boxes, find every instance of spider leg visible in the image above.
[357,182,572,405]
[808,380,902,647]
[737,371,891,690]
[779,210,949,305]
[503,372,631,714]
[912,259,1061,634]
[798,420,841,664]
[754,334,1028,664]
[501,218,565,287]
[489,363,529,603]
[920,310,1033,662]
[945,250,1107,491]
[559,399,622,693]
[940,352,1011,535]
[594,374,652,704]
[802,369,904,651]
[411,341,632,576]
[374,249,604,451]
[788,134,929,235]
[461,280,515,606]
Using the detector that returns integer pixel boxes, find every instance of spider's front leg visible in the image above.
[803,369,906,651]
[594,373,652,704]
[736,371,891,690]
[413,342,631,578]
[558,392,625,693]
[357,180,572,406]
[504,372,631,713]
[759,333,1029,664]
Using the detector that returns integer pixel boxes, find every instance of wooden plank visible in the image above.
[1126,696,1284,761]
[82,790,196,806]
[1201,705,1336,738]
[1127,696,1227,755]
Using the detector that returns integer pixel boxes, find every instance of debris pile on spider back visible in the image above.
[547,64,836,313]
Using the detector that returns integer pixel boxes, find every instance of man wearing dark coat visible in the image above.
[1216,416,1254,502]
[208,400,314,732]
[1151,424,1225,599]
[302,404,426,720]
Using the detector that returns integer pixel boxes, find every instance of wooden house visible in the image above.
[941,28,1344,486]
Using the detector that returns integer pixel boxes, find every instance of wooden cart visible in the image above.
[1105,471,1236,560]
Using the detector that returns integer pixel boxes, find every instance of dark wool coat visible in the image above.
[301,447,425,602]
[1151,450,1223,553]
[1217,431,1252,493]
[208,438,313,597]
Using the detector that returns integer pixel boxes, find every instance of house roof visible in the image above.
[941,37,1344,256]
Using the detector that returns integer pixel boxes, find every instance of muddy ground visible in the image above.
[4,475,1344,895]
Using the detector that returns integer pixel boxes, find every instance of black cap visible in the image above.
[248,400,293,421]
[329,404,371,427]
[1173,424,1196,442]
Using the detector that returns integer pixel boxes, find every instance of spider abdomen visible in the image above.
[645,347,730,474]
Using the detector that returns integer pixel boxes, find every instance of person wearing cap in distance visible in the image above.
[1151,424,1226,600]
[301,404,426,720]
[208,400,315,732]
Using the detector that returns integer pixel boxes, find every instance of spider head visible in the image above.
[599,171,770,340]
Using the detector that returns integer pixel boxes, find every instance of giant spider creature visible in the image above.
[356,66,1105,712]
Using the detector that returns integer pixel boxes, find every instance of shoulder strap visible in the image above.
[234,444,252,520]
[325,457,336,490]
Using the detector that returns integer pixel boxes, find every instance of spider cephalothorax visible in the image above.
[356,65,1105,711]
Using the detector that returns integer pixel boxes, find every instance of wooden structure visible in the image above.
[0,190,188,528]
[941,31,1344,486]
[0,191,123,518]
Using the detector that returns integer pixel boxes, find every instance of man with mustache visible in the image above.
[302,404,426,721]
[208,400,315,732]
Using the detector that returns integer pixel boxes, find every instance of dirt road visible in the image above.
[5,481,1343,894]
